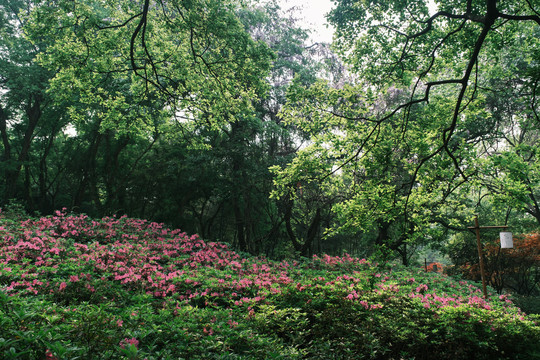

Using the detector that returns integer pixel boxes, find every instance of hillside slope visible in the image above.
[1,212,539,359]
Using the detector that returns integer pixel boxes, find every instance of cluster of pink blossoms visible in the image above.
[1,212,363,308]
[1,211,521,318]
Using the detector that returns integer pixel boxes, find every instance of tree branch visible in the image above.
[97,12,143,30]
[498,13,540,25]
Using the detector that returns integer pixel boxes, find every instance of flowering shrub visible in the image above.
[1,211,539,359]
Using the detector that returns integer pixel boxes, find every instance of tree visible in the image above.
[26,0,273,133]
[471,23,540,226]
[272,0,540,261]
[0,0,64,207]
[1,0,275,216]
[326,0,540,186]
[139,1,342,256]
[329,0,539,166]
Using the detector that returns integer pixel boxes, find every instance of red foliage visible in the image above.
[426,262,444,273]
[460,232,540,295]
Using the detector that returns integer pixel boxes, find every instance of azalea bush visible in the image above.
[1,211,539,359]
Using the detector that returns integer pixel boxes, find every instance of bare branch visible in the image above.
[408,10,485,40]
[498,12,540,25]
[524,0,540,17]
[97,12,143,30]
[438,1,501,183]
[130,0,150,73]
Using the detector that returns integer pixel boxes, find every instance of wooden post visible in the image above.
[467,215,509,299]
[473,215,488,299]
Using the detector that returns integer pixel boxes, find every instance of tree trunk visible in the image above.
[375,221,391,246]
[0,105,10,161]
[303,207,321,257]
[38,121,59,214]
[73,129,102,211]
[285,200,321,257]
[104,133,130,212]
[284,199,302,253]
[233,199,247,252]
[4,94,42,202]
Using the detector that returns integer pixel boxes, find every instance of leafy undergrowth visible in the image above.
[1,212,539,359]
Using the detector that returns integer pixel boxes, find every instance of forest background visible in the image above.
[1,0,539,295]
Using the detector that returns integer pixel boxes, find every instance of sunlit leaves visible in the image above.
[23,0,273,137]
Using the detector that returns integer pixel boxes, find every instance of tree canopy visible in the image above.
[272,0,540,261]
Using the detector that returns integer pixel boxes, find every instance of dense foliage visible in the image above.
[2,0,540,358]
[273,0,540,261]
[1,212,539,359]
[1,0,343,256]
[0,0,539,281]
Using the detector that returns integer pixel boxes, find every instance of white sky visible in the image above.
[277,0,335,43]
[277,0,438,44]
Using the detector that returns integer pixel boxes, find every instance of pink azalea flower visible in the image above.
[119,337,139,349]
[359,300,369,310]
[45,349,58,360]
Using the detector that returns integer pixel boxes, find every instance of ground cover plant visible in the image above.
[1,211,539,359]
